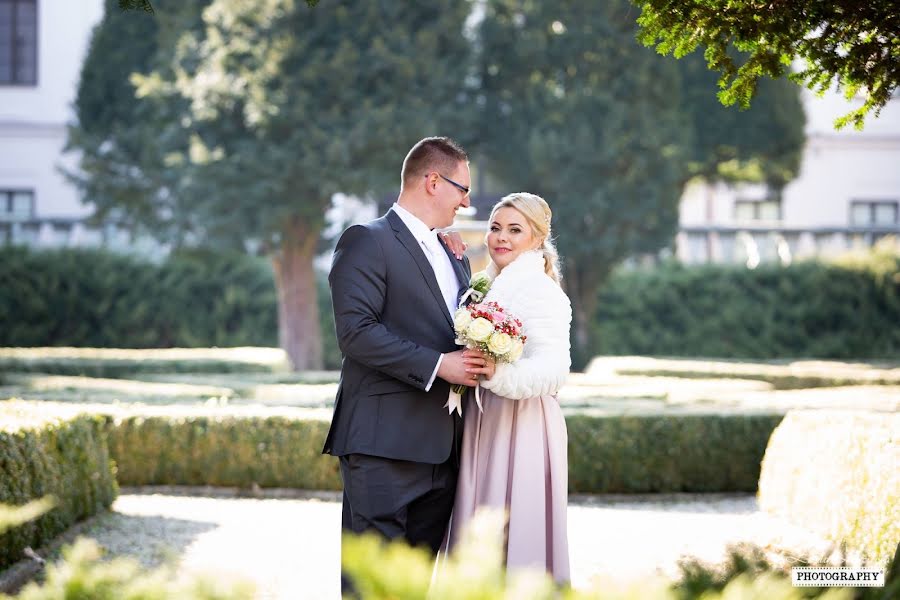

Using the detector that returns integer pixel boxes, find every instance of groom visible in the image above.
[323,137,475,564]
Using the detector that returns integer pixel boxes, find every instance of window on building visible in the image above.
[0,0,37,85]
[850,200,898,227]
[0,189,34,220]
[735,198,781,222]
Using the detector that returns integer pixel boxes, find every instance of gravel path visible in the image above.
[78,490,835,599]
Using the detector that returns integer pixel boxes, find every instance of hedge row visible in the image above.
[758,410,899,567]
[4,246,899,366]
[588,356,900,390]
[566,413,783,493]
[0,247,282,352]
[594,249,900,360]
[0,347,289,378]
[107,415,339,489]
[0,413,117,570]
[103,412,782,493]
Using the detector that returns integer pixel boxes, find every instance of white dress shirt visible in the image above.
[391,203,460,391]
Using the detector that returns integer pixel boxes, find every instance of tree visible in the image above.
[65,0,215,248]
[678,52,805,189]
[118,0,155,11]
[118,0,318,12]
[69,0,474,370]
[476,0,691,367]
[634,0,900,130]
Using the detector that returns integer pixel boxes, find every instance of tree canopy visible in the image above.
[678,52,805,187]
[117,0,319,13]
[634,0,900,129]
[475,0,691,366]
[70,0,474,369]
[78,0,806,369]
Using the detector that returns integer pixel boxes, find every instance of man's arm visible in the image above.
[330,224,462,389]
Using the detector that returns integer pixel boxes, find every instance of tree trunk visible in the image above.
[563,260,605,372]
[271,217,323,371]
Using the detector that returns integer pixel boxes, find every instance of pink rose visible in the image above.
[490,311,506,324]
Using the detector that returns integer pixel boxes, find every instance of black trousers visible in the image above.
[339,453,458,595]
[340,453,458,550]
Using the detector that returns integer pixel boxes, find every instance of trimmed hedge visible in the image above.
[107,415,340,490]
[0,347,290,377]
[587,356,900,390]
[0,247,343,368]
[104,412,783,494]
[758,410,900,567]
[5,245,900,368]
[567,413,783,493]
[593,251,900,360]
[0,247,268,348]
[0,412,118,570]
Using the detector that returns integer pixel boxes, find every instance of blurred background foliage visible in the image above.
[3,243,896,365]
[64,0,807,369]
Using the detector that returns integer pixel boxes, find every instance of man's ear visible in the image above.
[424,172,439,195]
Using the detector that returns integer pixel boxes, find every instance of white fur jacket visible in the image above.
[478,250,572,400]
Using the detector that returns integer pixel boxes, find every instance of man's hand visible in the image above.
[437,349,478,386]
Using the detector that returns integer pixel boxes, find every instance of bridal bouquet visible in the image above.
[445,299,527,415]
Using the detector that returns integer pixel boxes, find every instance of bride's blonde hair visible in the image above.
[488,192,562,284]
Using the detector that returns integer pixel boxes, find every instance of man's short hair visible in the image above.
[401,137,468,188]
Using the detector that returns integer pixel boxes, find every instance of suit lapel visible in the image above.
[388,211,454,329]
[438,239,471,308]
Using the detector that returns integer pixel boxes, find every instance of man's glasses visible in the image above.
[435,173,470,196]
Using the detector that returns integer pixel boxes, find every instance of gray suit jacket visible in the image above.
[322,210,471,463]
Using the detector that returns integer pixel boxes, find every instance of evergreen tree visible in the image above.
[476,0,691,366]
[679,52,806,188]
[635,0,900,129]
[68,0,474,369]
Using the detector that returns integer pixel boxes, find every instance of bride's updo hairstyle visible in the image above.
[488,192,562,284]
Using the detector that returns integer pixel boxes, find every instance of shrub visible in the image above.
[0,537,255,600]
[758,410,900,567]
[107,415,340,490]
[567,413,783,493]
[0,411,117,570]
[102,411,784,494]
[593,251,900,360]
[0,247,343,368]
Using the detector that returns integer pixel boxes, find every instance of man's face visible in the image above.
[434,161,471,228]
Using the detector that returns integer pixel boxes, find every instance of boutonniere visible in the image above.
[458,271,491,307]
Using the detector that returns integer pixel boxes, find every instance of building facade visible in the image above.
[678,90,900,266]
[0,0,109,248]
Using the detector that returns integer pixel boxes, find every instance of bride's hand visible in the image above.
[462,348,496,381]
[438,231,467,260]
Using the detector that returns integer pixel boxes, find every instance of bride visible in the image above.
[445,192,572,583]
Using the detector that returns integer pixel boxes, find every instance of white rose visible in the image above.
[453,308,472,332]
[507,338,525,362]
[487,332,513,355]
[466,317,494,342]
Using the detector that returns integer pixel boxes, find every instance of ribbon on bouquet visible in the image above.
[444,381,484,416]
[456,287,484,309]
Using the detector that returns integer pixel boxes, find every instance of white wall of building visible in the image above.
[781,93,900,229]
[678,86,900,264]
[0,0,103,220]
[681,90,900,231]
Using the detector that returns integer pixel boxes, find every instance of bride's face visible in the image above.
[486,206,542,270]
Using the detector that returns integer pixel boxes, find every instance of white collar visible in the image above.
[486,249,545,283]
[391,202,436,246]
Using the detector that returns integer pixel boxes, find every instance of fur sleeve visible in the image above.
[479,283,572,399]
